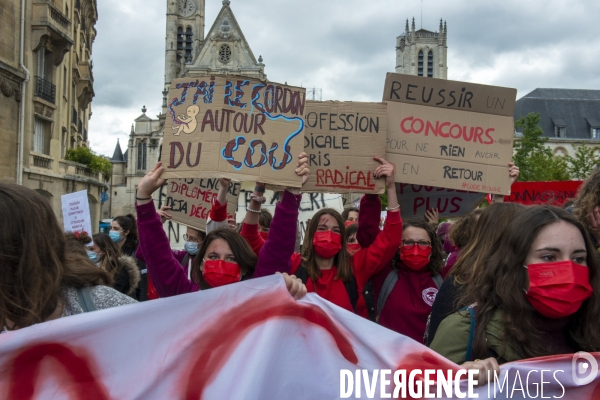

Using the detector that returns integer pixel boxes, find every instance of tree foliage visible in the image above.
[569,143,600,180]
[514,113,598,182]
[66,147,112,179]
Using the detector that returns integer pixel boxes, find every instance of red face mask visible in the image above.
[400,245,432,271]
[347,243,361,256]
[312,231,342,259]
[259,231,269,241]
[345,220,356,227]
[202,259,241,288]
[525,260,593,319]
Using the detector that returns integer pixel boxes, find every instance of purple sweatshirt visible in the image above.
[253,190,302,277]
[135,190,302,298]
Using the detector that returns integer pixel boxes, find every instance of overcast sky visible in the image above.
[88,0,600,158]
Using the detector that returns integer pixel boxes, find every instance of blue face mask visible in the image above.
[184,241,199,255]
[109,230,123,243]
[87,250,99,263]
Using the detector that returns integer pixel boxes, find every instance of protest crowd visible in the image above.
[1,72,600,398]
[2,152,600,388]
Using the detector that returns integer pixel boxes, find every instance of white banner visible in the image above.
[0,276,597,399]
[61,190,92,235]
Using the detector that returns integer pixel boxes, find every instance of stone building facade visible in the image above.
[108,0,266,218]
[514,88,600,158]
[395,17,448,79]
[0,0,107,231]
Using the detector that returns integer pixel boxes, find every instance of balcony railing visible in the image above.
[49,6,70,31]
[76,165,95,178]
[34,76,56,104]
[31,153,53,170]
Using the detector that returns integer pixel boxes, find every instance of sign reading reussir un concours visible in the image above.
[160,76,306,187]
[302,101,387,194]
[383,73,517,195]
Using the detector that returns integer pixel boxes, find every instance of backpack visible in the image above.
[376,269,443,322]
[293,265,359,313]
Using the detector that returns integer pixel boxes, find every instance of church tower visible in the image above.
[165,0,206,88]
[396,18,447,79]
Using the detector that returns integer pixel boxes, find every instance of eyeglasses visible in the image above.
[402,240,431,250]
[183,234,202,243]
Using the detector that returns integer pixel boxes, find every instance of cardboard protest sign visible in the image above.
[503,181,583,206]
[302,101,387,194]
[160,75,306,187]
[383,73,517,195]
[164,178,241,232]
[61,190,93,234]
[397,183,485,219]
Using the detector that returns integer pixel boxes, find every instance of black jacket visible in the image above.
[122,243,148,301]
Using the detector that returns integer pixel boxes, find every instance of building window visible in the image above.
[219,44,232,63]
[417,50,424,76]
[427,51,434,77]
[185,27,193,62]
[177,27,184,51]
[592,128,600,139]
[33,117,50,154]
[555,126,566,138]
[137,141,147,170]
[35,49,56,103]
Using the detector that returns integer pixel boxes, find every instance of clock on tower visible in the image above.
[178,0,196,17]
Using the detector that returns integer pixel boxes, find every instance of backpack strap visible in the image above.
[77,287,97,313]
[180,253,190,268]
[462,305,477,362]
[432,274,443,289]
[376,269,399,322]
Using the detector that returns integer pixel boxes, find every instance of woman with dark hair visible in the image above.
[134,162,307,299]
[342,207,359,226]
[89,233,140,298]
[430,206,600,382]
[111,214,148,301]
[574,167,600,251]
[368,218,445,341]
[0,184,136,331]
[258,209,273,239]
[256,156,400,315]
[424,202,525,346]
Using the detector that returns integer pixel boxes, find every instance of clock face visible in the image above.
[178,0,196,17]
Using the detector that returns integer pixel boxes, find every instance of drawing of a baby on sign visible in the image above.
[172,105,200,135]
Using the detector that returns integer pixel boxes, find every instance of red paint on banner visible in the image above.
[7,343,110,400]
[182,293,357,399]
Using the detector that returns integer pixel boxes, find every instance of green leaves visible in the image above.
[66,147,112,180]
[513,113,598,182]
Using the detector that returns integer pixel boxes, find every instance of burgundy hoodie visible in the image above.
[372,262,439,342]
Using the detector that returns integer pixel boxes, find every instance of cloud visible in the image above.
[88,0,600,157]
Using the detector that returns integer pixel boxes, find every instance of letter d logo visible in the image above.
[572,351,599,386]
